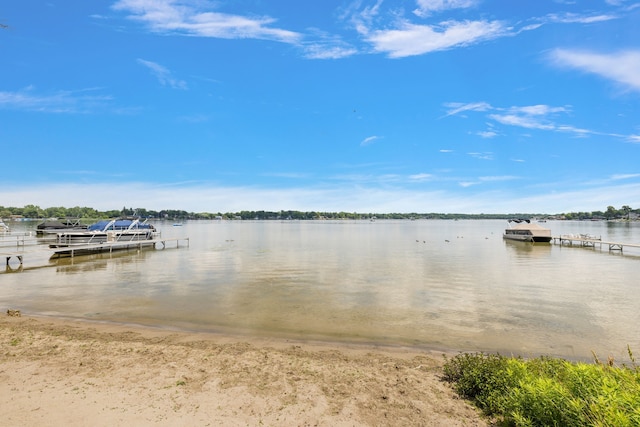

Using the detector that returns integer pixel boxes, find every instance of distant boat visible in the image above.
[0,220,8,232]
[503,219,552,243]
[173,223,183,226]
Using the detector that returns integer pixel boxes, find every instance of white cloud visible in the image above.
[508,105,569,116]
[478,175,519,182]
[112,0,302,44]
[2,180,640,214]
[545,12,618,24]
[409,173,433,182]
[443,101,492,117]
[476,130,497,138]
[0,88,112,113]
[361,135,382,146]
[610,173,640,180]
[549,49,640,92]
[445,101,627,139]
[366,19,506,58]
[488,113,556,130]
[468,152,493,160]
[303,43,358,60]
[413,0,479,17]
[137,59,187,89]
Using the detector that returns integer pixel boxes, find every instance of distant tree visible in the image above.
[622,205,631,220]
[605,206,618,220]
[43,206,67,218]
[22,204,43,218]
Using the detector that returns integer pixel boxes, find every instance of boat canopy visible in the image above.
[37,219,84,230]
[507,221,551,235]
[87,218,154,232]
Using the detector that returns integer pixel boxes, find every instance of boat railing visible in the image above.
[125,219,139,231]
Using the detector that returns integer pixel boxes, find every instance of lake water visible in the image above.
[2,219,639,361]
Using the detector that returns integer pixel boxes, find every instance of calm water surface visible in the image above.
[2,219,639,361]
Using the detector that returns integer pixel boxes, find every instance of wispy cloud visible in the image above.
[364,19,507,58]
[409,173,433,182]
[479,175,519,182]
[0,87,113,113]
[457,175,519,189]
[137,59,187,89]
[443,102,491,117]
[445,101,637,140]
[112,0,302,44]
[303,42,358,59]
[111,0,633,63]
[549,49,640,93]
[544,12,618,24]
[361,135,382,146]
[468,152,493,160]
[261,172,313,179]
[476,130,498,138]
[413,0,479,17]
[610,173,640,181]
[488,113,556,131]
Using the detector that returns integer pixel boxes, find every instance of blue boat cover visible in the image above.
[87,219,154,231]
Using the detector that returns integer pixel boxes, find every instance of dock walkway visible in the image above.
[552,234,640,252]
[3,237,189,269]
[50,237,189,258]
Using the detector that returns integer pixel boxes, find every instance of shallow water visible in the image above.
[2,219,639,361]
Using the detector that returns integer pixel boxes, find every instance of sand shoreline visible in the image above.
[1,314,487,426]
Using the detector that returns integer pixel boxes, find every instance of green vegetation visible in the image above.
[563,205,638,221]
[442,348,640,426]
[0,204,637,221]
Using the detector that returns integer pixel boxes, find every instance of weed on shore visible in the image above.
[442,346,640,426]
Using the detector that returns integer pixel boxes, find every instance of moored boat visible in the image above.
[49,217,157,248]
[503,219,552,243]
[36,218,87,236]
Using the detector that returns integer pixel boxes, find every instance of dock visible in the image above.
[552,234,640,252]
[3,237,189,270]
[49,237,190,258]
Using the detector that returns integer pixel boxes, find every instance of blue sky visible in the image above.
[1,0,639,214]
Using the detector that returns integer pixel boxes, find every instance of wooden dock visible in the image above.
[50,237,190,258]
[3,237,189,269]
[552,234,640,252]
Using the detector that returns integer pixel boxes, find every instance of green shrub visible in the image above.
[442,350,640,426]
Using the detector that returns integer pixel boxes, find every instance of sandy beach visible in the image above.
[1,314,487,426]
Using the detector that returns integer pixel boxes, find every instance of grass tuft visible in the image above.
[442,350,640,426]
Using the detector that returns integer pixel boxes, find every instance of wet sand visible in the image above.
[1,314,487,426]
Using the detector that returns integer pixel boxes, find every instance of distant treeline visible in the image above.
[0,204,637,221]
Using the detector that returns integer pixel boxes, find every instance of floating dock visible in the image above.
[552,234,640,252]
[49,237,190,258]
[3,237,189,269]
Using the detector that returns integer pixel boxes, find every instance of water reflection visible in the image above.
[51,248,153,274]
[504,239,552,256]
[1,220,639,361]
